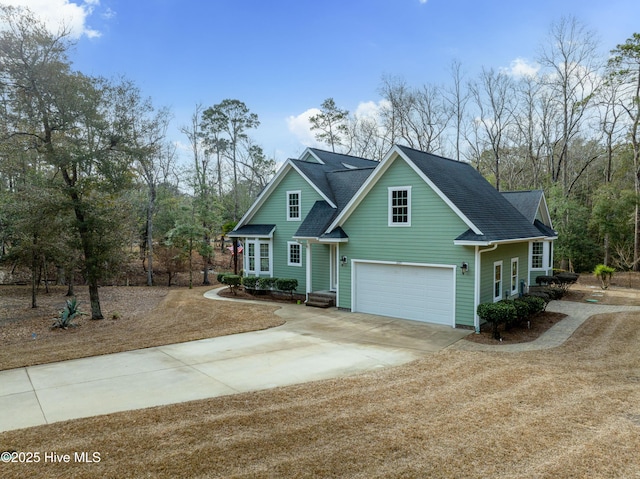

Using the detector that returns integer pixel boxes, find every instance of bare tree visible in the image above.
[468,68,517,190]
[537,16,602,193]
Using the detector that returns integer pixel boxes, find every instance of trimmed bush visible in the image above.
[477,301,517,340]
[242,276,259,289]
[257,277,278,290]
[275,278,298,297]
[519,295,545,315]
[221,274,241,295]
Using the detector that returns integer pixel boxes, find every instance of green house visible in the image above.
[229,145,556,331]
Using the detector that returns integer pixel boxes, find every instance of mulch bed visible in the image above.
[464,311,567,344]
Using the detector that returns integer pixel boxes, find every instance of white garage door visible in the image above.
[353,262,455,326]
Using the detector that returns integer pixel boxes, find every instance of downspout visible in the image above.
[474,243,498,333]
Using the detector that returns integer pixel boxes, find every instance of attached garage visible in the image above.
[352,261,456,326]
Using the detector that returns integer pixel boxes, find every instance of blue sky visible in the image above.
[8,0,640,162]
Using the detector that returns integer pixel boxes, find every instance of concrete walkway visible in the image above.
[0,288,469,433]
[450,300,640,352]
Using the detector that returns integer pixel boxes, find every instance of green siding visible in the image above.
[337,157,476,326]
[479,243,530,304]
[311,243,331,291]
[247,169,324,291]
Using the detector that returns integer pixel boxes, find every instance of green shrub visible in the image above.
[275,278,298,296]
[511,299,531,321]
[222,274,241,295]
[242,276,259,289]
[217,273,227,284]
[520,295,545,315]
[593,264,615,289]
[477,301,517,340]
[257,277,278,290]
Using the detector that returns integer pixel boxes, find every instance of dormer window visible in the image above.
[287,190,301,221]
[388,187,411,226]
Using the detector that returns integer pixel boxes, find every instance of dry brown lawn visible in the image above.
[0,284,282,370]
[2,280,640,478]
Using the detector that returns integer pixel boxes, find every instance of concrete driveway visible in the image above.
[0,288,470,432]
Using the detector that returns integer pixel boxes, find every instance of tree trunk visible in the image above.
[31,237,37,309]
[202,232,211,285]
[88,280,103,319]
[146,185,156,287]
[635,204,640,272]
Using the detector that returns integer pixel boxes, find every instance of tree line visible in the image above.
[1,5,639,319]
[0,6,275,317]
[307,18,640,275]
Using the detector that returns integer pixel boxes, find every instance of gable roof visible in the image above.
[502,190,555,232]
[233,148,377,232]
[329,145,548,244]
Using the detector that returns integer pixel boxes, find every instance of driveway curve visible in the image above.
[0,288,468,432]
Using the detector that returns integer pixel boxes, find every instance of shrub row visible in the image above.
[241,276,299,295]
[477,295,546,341]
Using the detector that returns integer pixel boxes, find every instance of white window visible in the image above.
[287,241,302,266]
[246,239,271,275]
[388,187,411,226]
[511,258,519,296]
[531,242,544,269]
[493,261,503,302]
[287,190,301,221]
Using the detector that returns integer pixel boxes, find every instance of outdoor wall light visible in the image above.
[341,256,347,266]
[461,262,469,275]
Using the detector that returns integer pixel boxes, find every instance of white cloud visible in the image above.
[2,0,101,38]
[286,108,322,148]
[354,99,389,122]
[502,57,540,78]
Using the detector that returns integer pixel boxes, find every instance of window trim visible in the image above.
[493,260,503,302]
[510,257,519,296]
[287,190,301,221]
[531,241,553,271]
[388,186,412,227]
[245,238,272,276]
[287,241,302,267]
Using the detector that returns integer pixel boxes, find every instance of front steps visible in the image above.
[306,291,336,308]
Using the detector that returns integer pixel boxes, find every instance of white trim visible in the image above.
[388,186,412,227]
[327,145,480,235]
[245,238,272,276]
[454,235,547,246]
[330,244,338,291]
[286,190,302,221]
[510,257,519,296]
[474,244,497,332]
[493,260,503,302]
[287,241,302,266]
[350,259,457,328]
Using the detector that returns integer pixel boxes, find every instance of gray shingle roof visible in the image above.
[227,224,275,237]
[396,145,545,242]
[501,190,543,223]
[290,152,376,238]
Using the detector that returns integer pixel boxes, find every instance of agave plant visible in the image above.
[51,298,85,330]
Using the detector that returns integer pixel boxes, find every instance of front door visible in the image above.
[330,244,337,291]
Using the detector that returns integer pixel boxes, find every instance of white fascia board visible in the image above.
[454,235,548,247]
[289,162,337,209]
[301,147,325,164]
[326,145,401,232]
[539,193,554,230]
[233,161,293,229]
